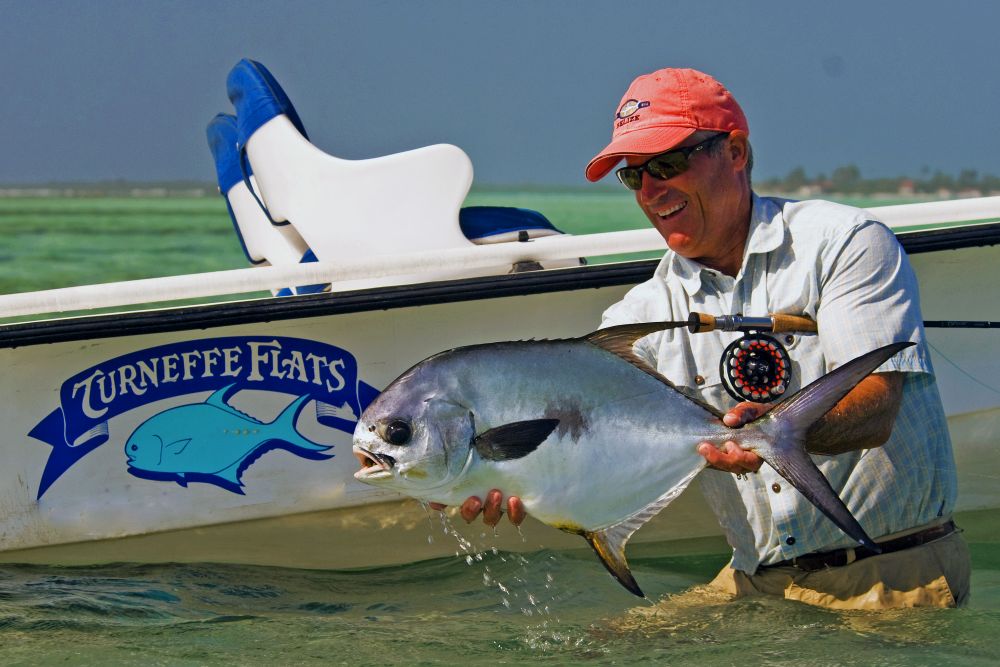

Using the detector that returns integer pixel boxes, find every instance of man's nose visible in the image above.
[637,171,669,201]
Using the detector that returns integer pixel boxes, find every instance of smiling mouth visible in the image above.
[353,446,396,478]
[657,201,687,220]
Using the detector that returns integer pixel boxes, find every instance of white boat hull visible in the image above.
[0,223,997,568]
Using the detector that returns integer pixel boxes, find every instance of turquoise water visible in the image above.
[1,512,997,666]
[2,193,996,663]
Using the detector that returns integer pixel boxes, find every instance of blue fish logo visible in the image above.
[124,385,331,493]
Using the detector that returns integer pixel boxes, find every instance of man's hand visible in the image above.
[428,489,526,526]
[697,401,769,474]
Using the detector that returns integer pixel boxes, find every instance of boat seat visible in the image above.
[226,59,474,268]
[206,113,326,295]
[459,206,585,272]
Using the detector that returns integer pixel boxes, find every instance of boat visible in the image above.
[0,61,997,570]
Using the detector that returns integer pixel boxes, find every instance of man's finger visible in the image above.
[428,502,447,511]
[507,496,526,526]
[460,496,483,523]
[482,489,503,526]
[723,441,764,472]
[722,402,769,428]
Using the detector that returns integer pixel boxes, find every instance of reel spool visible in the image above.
[720,332,792,403]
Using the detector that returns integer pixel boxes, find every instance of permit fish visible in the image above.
[125,384,330,491]
[352,322,911,597]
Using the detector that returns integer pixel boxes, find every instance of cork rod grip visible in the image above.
[770,313,818,333]
[687,312,717,333]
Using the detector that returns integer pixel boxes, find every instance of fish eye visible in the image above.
[130,444,138,452]
[384,420,412,446]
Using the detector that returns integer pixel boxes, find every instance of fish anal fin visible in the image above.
[473,419,559,461]
[584,528,644,598]
[581,466,702,598]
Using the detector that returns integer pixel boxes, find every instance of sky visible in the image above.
[1,1,998,187]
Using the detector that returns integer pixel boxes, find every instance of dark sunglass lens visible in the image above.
[616,168,643,190]
[645,152,689,181]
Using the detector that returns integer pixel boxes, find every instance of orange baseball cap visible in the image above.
[585,68,749,182]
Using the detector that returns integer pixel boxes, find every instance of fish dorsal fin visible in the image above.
[582,466,702,598]
[584,322,724,419]
[473,419,559,461]
[205,384,263,424]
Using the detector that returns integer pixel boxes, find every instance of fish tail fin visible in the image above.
[271,393,330,452]
[755,341,913,551]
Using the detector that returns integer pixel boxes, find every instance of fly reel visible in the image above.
[719,332,792,403]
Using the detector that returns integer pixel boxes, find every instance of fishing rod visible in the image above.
[686,312,997,403]
[689,313,999,334]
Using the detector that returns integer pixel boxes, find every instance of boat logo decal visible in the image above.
[28,336,380,499]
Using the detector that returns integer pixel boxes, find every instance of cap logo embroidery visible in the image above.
[617,99,650,119]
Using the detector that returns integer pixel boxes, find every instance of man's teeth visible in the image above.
[658,201,687,218]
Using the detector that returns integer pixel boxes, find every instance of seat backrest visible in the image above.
[225,59,474,264]
[206,113,326,295]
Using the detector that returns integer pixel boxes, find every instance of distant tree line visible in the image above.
[757,165,1000,196]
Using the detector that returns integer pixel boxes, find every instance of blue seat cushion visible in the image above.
[459,206,563,242]
[226,59,309,147]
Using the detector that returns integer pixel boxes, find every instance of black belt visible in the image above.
[760,520,958,572]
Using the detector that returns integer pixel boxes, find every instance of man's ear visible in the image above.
[726,130,751,171]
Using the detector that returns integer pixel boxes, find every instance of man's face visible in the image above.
[628,131,751,274]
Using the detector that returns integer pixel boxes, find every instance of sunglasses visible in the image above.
[615,133,728,191]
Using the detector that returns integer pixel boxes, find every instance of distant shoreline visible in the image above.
[0,182,990,201]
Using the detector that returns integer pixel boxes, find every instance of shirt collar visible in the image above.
[661,193,786,296]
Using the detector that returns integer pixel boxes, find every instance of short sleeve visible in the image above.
[816,220,931,374]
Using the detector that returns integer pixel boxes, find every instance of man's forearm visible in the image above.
[805,372,904,455]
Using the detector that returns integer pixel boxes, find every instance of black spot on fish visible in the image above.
[543,403,589,441]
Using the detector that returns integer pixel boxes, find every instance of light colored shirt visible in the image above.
[601,194,957,572]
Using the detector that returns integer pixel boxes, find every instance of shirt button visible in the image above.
[694,374,705,385]
[771,483,781,493]
[785,536,796,546]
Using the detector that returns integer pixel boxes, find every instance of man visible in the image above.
[445,68,969,610]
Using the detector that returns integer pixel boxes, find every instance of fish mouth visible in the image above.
[353,445,395,480]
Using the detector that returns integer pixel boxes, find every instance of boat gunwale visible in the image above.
[1,221,998,350]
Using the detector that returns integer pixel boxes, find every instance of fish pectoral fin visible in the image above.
[164,438,192,454]
[584,527,644,598]
[473,419,559,461]
[760,446,879,552]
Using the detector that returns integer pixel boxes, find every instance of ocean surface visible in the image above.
[1,510,998,666]
[1,192,995,664]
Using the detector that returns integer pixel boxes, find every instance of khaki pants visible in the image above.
[705,530,970,610]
